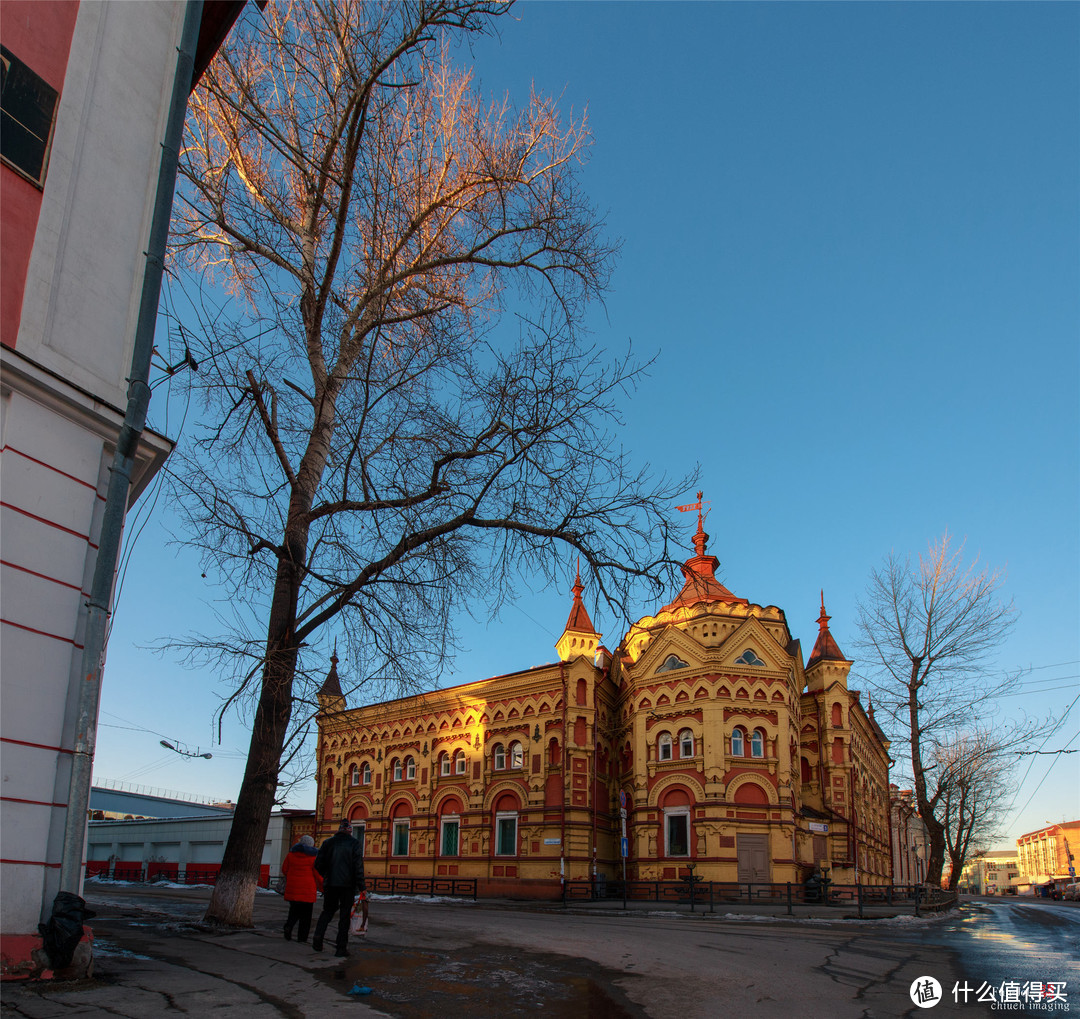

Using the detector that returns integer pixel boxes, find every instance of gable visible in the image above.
[716,616,788,673]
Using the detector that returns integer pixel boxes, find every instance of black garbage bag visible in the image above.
[38,892,96,970]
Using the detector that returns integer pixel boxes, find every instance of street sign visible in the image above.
[621,837,628,858]
[619,790,628,810]
[809,821,829,834]
[1070,866,1075,876]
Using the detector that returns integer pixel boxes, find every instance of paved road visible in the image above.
[893,897,1079,1015]
[5,887,1074,1018]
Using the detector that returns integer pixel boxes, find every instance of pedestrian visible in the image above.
[281,834,323,943]
[312,819,366,958]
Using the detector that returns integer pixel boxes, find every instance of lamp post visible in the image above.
[159,739,212,760]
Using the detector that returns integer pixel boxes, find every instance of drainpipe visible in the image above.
[58,1,204,896]
[560,662,567,890]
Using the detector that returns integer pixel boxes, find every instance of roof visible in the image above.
[661,505,746,612]
[563,562,597,634]
[318,651,344,699]
[806,592,849,668]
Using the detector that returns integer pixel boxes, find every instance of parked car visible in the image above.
[1063,882,1080,901]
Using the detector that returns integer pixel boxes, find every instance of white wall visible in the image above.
[0,0,184,940]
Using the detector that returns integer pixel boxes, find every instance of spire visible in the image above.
[662,492,746,611]
[317,647,346,711]
[556,560,601,662]
[563,558,596,634]
[806,591,847,668]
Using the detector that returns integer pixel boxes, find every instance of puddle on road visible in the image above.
[316,943,643,1017]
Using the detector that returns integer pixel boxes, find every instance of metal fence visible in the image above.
[365,875,478,900]
[562,878,957,917]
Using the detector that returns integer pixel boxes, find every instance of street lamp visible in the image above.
[160,739,212,759]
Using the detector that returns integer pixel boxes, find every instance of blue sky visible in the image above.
[93,2,1078,847]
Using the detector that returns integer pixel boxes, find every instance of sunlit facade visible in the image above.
[314,505,893,897]
[1016,821,1079,894]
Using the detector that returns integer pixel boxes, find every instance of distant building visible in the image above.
[85,809,315,886]
[890,786,930,884]
[88,784,235,821]
[1016,821,1080,896]
[0,0,243,977]
[313,507,893,898]
[958,850,1020,895]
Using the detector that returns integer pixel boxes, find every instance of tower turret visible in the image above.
[555,561,602,662]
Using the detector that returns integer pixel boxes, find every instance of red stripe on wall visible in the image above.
[0,445,101,494]
[1,559,84,592]
[0,618,82,647]
[0,859,62,869]
[0,736,74,754]
[0,796,68,808]
[0,501,95,544]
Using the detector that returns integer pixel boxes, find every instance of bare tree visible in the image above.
[854,535,1020,886]
[167,0,687,926]
[933,729,1017,890]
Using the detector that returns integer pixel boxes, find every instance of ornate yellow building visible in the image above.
[314,504,892,897]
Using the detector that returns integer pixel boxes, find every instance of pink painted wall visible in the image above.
[0,1,79,350]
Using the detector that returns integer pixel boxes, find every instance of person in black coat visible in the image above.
[311,819,366,956]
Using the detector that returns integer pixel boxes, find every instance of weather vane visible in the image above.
[675,490,710,522]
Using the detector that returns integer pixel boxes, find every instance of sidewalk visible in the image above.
[0,882,953,1018]
[1,887,386,1018]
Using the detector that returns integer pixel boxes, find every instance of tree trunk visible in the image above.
[908,664,947,886]
[204,524,308,924]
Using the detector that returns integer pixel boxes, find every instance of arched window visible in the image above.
[454,749,467,774]
[735,648,766,666]
[750,729,765,758]
[391,803,410,857]
[392,758,403,781]
[405,755,416,780]
[731,728,745,757]
[350,764,359,785]
[800,757,811,785]
[658,733,673,762]
[679,729,694,759]
[439,751,451,777]
[361,762,372,784]
[509,741,524,769]
[662,787,692,858]
[493,743,506,770]
[831,703,843,727]
[548,737,561,767]
[494,792,519,857]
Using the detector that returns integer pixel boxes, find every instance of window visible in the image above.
[493,744,506,770]
[679,729,694,759]
[750,729,765,758]
[405,756,416,780]
[361,762,371,784]
[392,820,409,856]
[509,741,524,769]
[735,649,766,666]
[350,765,359,785]
[731,728,745,756]
[354,823,366,855]
[1,46,59,187]
[665,808,690,857]
[440,817,460,856]
[495,812,518,856]
[658,733,673,761]
[440,752,451,777]
[455,750,467,774]
[393,758,403,781]
[657,654,689,673]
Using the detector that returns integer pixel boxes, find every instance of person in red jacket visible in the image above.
[281,835,323,942]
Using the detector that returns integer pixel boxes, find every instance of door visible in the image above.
[737,834,770,883]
